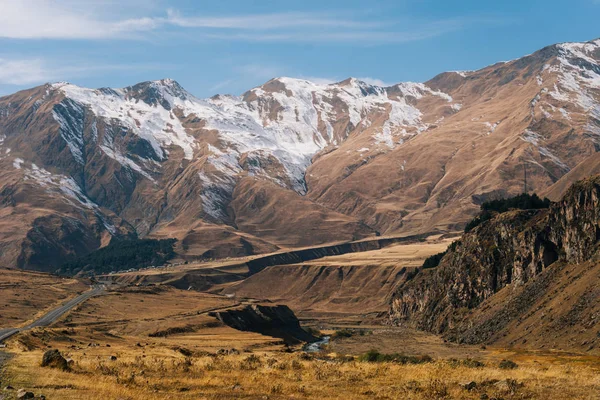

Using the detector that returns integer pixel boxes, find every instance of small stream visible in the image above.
[303,336,330,353]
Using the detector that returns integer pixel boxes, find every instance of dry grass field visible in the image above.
[2,239,600,399]
[224,237,454,324]
[0,268,88,328]
[4,336,600,399]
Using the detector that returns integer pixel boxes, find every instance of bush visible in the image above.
[358,350,433,364]
[465,193,551,233]
[421,240,459,270]
[498,359,518,370]
[59,238,177,276]
[448,358,485,368]
[332,329,354,339]
[422,252,446,269]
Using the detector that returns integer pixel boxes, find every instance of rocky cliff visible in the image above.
[390,175,600,351]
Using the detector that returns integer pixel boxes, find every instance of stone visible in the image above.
[16,389,35,399]
[41,349,69,371]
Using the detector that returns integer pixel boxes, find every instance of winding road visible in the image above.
[0,284,105,343]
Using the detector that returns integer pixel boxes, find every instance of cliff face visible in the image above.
[390,176,600,345]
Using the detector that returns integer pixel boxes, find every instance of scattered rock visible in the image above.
[16,389,35,399]
[4,386,14,390]
[217,348,239,356]
[494,379,523,394]
[460,381,477,391]
[110,355,117,361]
[41,349,69,371]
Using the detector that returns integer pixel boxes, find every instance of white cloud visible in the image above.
[0,58,51,85]
[0,57,169,85]
[164,9,373,30]
[0,1,507,44]
[0,0,158,39]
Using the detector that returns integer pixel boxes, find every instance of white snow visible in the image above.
[541,41,600,120]
[520,130,570,172]
[53,81,196,161]
[13,158,23,169]
[49,76,454,221]
[452,71,472,78]
[484,121,500,135]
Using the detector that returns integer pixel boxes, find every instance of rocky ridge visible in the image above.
[390,175,600,351]
[1,38,600,270]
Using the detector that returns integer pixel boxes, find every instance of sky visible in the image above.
[0,0,599,97]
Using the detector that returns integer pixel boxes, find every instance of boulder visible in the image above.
[16,389,35,399]
[41,349,69,371]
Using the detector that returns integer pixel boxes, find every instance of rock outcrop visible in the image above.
[209,304,317,345]
[390,176,600,349]
[40,349,69,371]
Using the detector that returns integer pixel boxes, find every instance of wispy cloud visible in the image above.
[0,0,159,39]
[0,56,170,85]
[0,1,511,44]
[164,9,374,30]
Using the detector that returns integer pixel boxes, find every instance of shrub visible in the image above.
[358,350,433,364]
[422,251,446,269]
[421,240,459,269]
[499,359,518,369]
[59,238,177,276]
[332,329,354,339]
[465,193,551,233]
[448,358,485,368]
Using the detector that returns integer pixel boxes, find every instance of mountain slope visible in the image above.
[390,175,600,353]
[0,38,599,271]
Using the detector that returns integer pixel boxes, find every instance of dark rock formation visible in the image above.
[390,175,600,340]
[40,349,69,371]
[209,304,318,345]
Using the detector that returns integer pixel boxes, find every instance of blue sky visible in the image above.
[0,0,599,97]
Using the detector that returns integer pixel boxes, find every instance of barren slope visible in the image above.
[0,39,599,271]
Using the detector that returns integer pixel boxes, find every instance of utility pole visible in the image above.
[523,163,527,194]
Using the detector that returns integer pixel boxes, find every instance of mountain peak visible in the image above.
[125,78,191,109]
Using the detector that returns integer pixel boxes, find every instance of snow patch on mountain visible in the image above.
[546,41,600,119]
[49,76,453,221]
[53,82,197,161]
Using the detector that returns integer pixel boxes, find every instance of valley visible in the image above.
[1,35,600,400]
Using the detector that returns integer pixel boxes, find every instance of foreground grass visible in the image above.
[4,347,600,399]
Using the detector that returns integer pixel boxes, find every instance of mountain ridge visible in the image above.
[1,37,599,271]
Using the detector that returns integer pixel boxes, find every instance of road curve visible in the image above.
[0,284,104,343]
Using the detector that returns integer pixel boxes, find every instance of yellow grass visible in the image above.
[0,268,88,328]
[4,346,600,399]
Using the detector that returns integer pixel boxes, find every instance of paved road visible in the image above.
[0,284,105,343]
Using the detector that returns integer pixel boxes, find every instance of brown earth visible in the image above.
[0,268,88,328]
[1,39,599,271]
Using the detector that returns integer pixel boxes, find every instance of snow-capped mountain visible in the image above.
[1,38,599,271]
